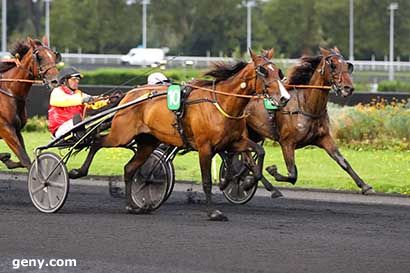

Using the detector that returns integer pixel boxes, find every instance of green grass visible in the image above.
[1,132,409,194]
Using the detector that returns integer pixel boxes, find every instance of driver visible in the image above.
[147,72,170,85]
[48,67,93,138]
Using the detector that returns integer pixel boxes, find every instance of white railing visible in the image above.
[57,53,410,71]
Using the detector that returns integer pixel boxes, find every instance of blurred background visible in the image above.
[1,0,410,91]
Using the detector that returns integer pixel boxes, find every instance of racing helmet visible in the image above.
[147,72,169,85]
[57,66,83,84]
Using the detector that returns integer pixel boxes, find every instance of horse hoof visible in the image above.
[271,190,283,199]
[266,165,278,176]
[208,210,228,222]
[219,178,231,191]
[242,176,255,191]
[361,185,374,195]
[125,205,151,215]
[68,169,84,179]
[0,153,11,162]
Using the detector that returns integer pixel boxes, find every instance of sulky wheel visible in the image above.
[28,152,69,213]
[219,153,258,205]
[129,149,173,213]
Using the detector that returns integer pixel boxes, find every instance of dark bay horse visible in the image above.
[0,37,60,169]
[245,47,373,194]
[69,49,290,220]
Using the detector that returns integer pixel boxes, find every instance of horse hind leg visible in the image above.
[318,135,373,194]
[0,128,31,169]
[266,143,298,185]
[198,145,228,221]
[124,136,159,214]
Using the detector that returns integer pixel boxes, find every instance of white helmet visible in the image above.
[147,72,169,85]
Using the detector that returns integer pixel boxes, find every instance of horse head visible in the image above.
[319,47,354,97]
[26,37,61,88]
[249,48,290,107]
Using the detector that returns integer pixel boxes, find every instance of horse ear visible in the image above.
[42,36,49,47]
[263,48,274,59]
[27,37,36,48]
[320,47,331,57]
[249,48,257,62]
[333,47,340,54]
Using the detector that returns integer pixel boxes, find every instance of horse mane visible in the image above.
[287,55,323,85]
[194,61,248,87]
[0,39,42,74]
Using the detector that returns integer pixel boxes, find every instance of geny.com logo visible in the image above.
[12,258,77,270]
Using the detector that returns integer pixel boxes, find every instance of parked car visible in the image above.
[121,48,166,66]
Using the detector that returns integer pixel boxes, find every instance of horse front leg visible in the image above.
[124,138,158,214]
[199,145,228,221]
[317,135,373,194]
[266,142,298,184]
[0,126,31,169]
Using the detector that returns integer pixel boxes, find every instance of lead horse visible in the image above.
[69,49,290,220]
[0,37,60,169]
[245,47,373,194]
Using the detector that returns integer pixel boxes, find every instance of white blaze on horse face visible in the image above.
[278,80,290,100]
[268,64,275,71]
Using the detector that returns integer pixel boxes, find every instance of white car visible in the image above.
[121,48,165,66]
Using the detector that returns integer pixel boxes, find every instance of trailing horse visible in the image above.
[69,49,290,220]
[0,37,60,169]
[245,47,373,194]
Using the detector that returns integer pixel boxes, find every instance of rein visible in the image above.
[184,83,258,120]
[0,79,43,84]
[185,83,264,99]
[284,84,331,90]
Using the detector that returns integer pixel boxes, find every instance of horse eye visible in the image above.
[55,52,62,63]
[347,62,354,74]
[278,69,284,80]
[257,66,268,77]
[330,62,336,70]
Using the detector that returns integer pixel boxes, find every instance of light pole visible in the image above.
[141,0,150,48]
[32,0,52,46]
[126,0,150,48]
[246,0,256,50]
[349,0,354,61]
[388,2,398,81]
[44,0,51,46]
[1,0,6,53]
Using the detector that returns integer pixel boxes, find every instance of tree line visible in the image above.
[3,0,410,60]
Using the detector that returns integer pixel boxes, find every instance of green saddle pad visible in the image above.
[167,85,181,111]
[263,98,279,110]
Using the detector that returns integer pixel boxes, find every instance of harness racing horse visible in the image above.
[0,37,60,169]
[69,49,290,221]
[245,47,373,194]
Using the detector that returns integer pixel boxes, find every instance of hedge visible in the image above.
[80,68,203,86]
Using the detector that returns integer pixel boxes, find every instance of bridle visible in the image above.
[184,58,286,119]
[1,46,60,83]
[0,45,60,100]
[319,53,354,96]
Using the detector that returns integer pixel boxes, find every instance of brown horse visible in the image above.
[69,49,290,220]
[245,47,373,194]
[0,37,60,169]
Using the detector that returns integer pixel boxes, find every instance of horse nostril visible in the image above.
[280,96,289,105]
[344,86,354,93]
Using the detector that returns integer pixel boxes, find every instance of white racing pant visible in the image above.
[54,119,75,138]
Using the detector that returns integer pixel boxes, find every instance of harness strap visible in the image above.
[0,87,25,102]
[280,89,327,119]
[213,101,249,120]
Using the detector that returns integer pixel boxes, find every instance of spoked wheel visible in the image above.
[129,149,173,213]
[219,153,258,205]
[28,152,69,213]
